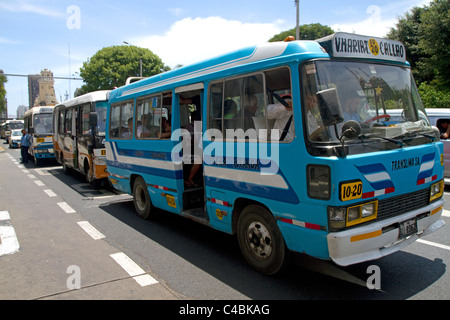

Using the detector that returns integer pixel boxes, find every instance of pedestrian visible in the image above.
[20,129,30,164]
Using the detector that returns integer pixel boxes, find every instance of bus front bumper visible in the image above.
[327,199,445,266]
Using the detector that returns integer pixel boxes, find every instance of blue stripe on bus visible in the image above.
[205,176,300,205]
[106,160,183,179]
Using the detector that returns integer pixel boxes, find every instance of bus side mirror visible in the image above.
[316,88,344,126]
[89,112,98,127]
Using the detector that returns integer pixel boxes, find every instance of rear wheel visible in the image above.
[237,205,288,275]
[133,177,152,219]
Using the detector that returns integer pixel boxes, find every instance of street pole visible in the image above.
[295,0,300,40]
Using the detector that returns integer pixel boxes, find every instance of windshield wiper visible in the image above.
[394,130,436,142]
[358,133,404,148]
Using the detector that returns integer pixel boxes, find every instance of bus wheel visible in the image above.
[237,205,288,275]
[133,177,152,219]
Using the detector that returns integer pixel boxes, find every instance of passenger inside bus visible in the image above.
[158,117,171,138]
[267,94,294,141]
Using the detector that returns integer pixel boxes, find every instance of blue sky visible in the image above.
[0,0,431,117]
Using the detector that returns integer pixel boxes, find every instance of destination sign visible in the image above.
[318,32,406,63]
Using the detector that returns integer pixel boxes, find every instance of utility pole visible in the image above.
[295,0,300,40]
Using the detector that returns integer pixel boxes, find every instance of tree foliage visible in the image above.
[77,45,170,96]
[0,71,7,113]
[269,23,334,42]
[387,0,450,108]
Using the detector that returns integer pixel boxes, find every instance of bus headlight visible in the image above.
[430,180,444,202]
[328,207,346,230]
[328,201,378,231]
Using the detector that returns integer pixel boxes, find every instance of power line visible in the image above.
[2,73,82,80]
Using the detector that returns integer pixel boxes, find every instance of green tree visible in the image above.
[387,0,450,108]
[78,45,170,96]
[269,23,334,42]
[0,70,7,113]
[419,0,450,90]
[386,6,430,83]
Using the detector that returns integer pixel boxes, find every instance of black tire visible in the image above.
[237,205,288,275]
[133,176,152,219]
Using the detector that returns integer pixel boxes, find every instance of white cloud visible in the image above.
[331,5,396,37]
[0,0,63,18]
[134,16,285,68]
[331,1,434,38]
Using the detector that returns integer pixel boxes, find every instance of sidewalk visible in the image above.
[0,146,181,300]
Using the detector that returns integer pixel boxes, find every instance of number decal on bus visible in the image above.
[340,181,363,201]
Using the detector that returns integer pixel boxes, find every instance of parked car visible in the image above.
[425,109,450,185]
[8,129,22,149]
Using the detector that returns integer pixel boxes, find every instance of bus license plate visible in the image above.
[36,138,45,143]
[399,218,417,239]
[340,181,363,201]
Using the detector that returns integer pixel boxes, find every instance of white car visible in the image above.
[8,129,22,149]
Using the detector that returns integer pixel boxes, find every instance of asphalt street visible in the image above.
[1,142,450,302]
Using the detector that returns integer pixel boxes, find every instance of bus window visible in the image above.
[95,101,107,136]
[208,68,291,141]
[110,101,133,139]
[81,104,91,134]
[65,110,72,134]
[136,95,161,138]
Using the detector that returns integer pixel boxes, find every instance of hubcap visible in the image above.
[246,221,272,258]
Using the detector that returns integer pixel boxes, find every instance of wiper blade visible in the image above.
[393,130,436,142]
[358,133,404,147]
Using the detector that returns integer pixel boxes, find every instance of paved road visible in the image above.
[1,143,450,303]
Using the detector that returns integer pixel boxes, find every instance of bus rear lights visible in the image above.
[429,180,444,202]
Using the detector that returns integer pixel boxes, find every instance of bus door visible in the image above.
[176,85,205,212]
[63,108,77,169]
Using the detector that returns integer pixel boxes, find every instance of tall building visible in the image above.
[28,69,57,108]
[17,105,29,119]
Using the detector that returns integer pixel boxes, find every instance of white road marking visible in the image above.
[77,221,105,240]
[27,174,35,179]
[57,202,76,214]
[442,210,450,218]
[110,252,158,287]
[34,180,45,187]
[0,211,20,256]
[43,189,57,197]
[417,239,450,251]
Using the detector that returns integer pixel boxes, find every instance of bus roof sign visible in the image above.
[317,32,406,63]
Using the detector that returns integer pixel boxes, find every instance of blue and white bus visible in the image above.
[105,32,445,275]
[24,106,55,166]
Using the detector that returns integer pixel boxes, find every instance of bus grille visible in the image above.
[377,188,430,221]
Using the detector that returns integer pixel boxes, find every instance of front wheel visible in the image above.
[133,176,152,219]
[237,205,288,275]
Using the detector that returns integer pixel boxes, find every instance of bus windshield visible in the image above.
[33,113,53,135]
[302,61,432,151]
[8,122,24,130]
[95,101,108,137]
